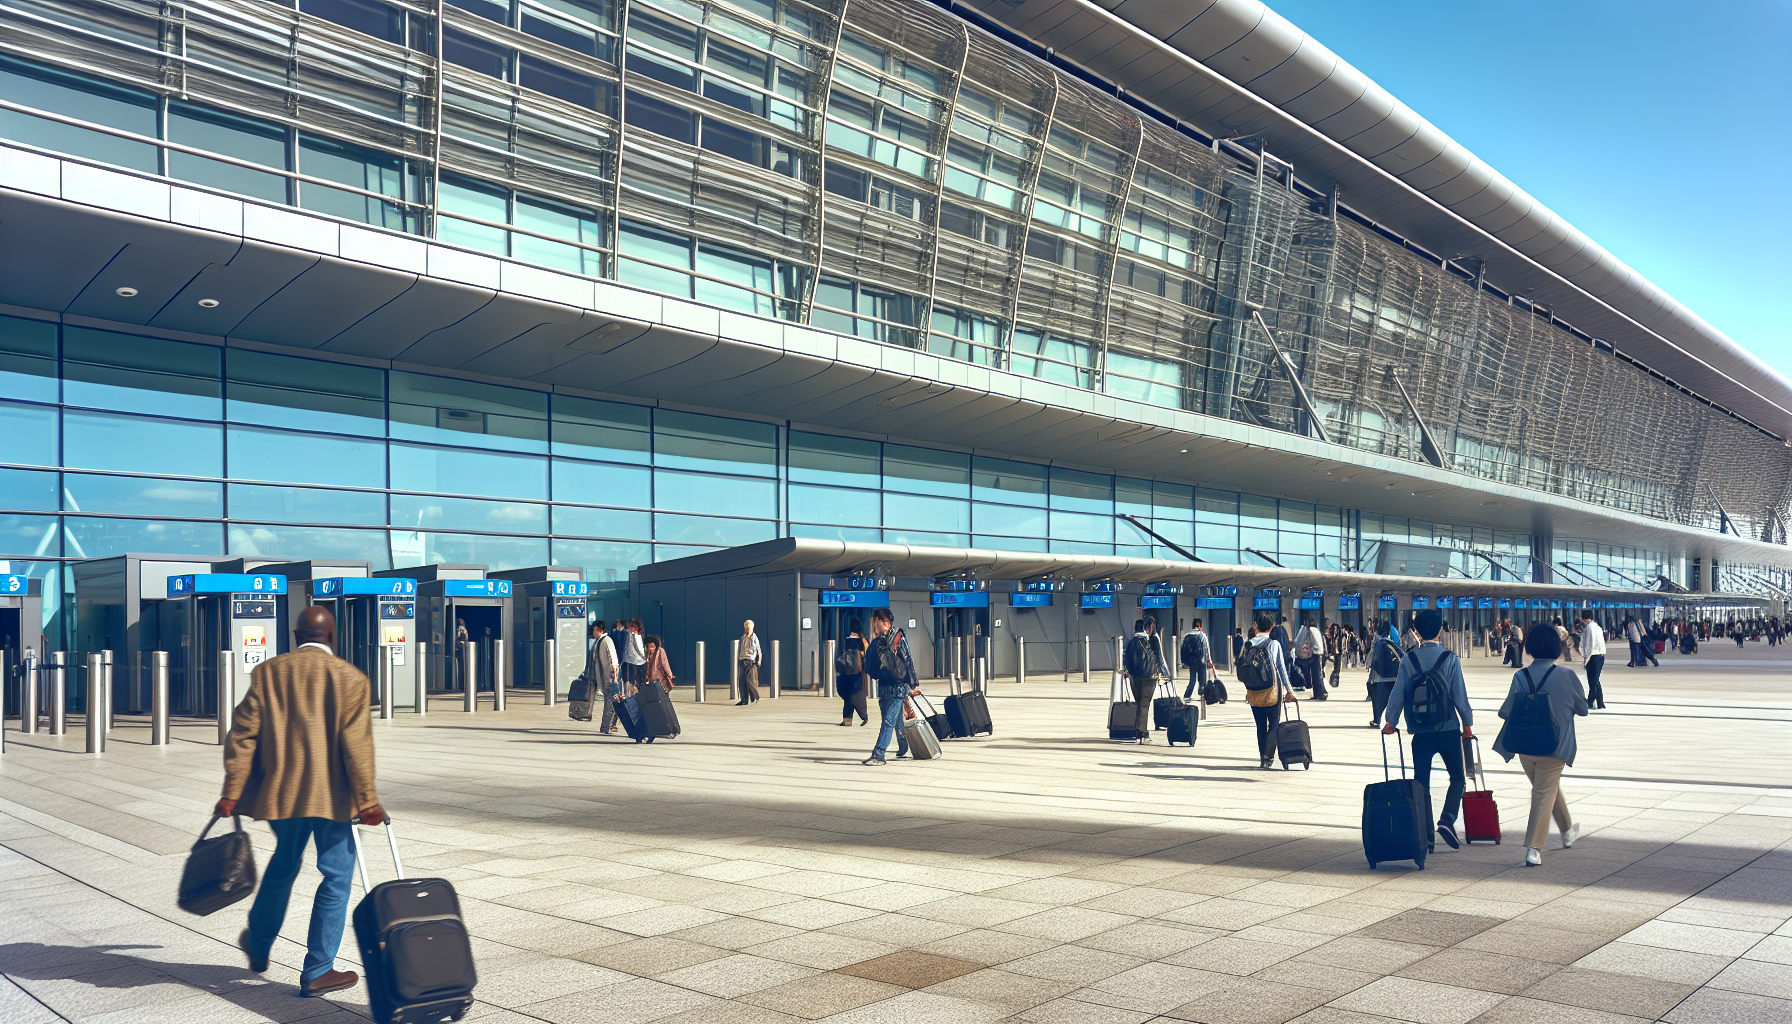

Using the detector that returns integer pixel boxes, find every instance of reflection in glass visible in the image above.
[884,493,969,533]
[227,349,385,435]
[553,459,651,507]
[0,468,57,512]
[653,409,776,476]
[553,505,651,539]
[971,457,1046,506]
[64,411,222,478]
[884,445,969,498]
[652,513,775,547]
[787,484,879,527]
[551,396,650,464]
[228,427,386,488]
[62,474,222,518]
[61,327,221,420]
[390,372,548,454]
[654,469,775,516]
[391,531,549,570]
[390,493,548,534]
[390,443,547,500]
[62,516,222,559]
[972,502,1044,538]
[0,514,60,558]
[0,315,58,404]
[229,524,392,567]
[551,539,650,583]
[228,483,386,526]
[789,432,879,488]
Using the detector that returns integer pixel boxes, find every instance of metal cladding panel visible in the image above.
[463,314,625,381]
[1348,104,1424,159]
[1399,145,1474,192]
[1167,3,1264,61]
[1311,82,1400,141]
[1279,68,1368,125]
[400,292,583,368]
[231,257,416,349]
[1204,11,1304,81]
[1246,36,1339,104]
[324,280,497,359]
[66,242,217,325]
[1107,0,1218,39]
[152,241,319,336]
[0,193,232,312]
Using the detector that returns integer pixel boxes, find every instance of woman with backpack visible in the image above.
[1493,623,1588,866]
[1238,613,1294,769]
[836,619,869,727]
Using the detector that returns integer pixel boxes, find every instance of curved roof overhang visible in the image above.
[957,0,1792,439]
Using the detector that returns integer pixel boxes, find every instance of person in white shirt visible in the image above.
[1294,617,1328,700]
[1580,613,1607,710]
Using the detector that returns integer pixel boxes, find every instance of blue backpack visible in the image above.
[1502,665,1559,756]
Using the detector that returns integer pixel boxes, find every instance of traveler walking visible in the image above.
[217,605,383,997]
[1295,617,1327,699]
[1367,620,1402,728]
[623,619,648,685]
[642,634,675,691]
[587,621,623,733]
[1179,618,1214,702]
[836,619,869,726]
[862,608,917,765]
[1122,617,1170,744]
[1492,623,1588,866]
[1381,610,1473,849]
[1231,627,1245,668]
[1579,612,1607,710]
[736,620,762,705]
[1270,615,1290,648]
[1238,613,1294,769]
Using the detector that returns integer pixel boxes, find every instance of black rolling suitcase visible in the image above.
[914,691,952,741]
[351,820,477,1024]
[1276,697,1313,769]
[1108,672,1142,740]
[1363,733,1431,870]
[1165,702,1197,746]
[1151,680,1183,730]
[631,684,681,740]
[943,676,992,738]
[566,674,595,722]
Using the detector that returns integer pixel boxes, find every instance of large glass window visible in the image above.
[972,457,1046,507]
[228,484,387,526]
[62,327,221,420]
[390,372,548,453]
[438,174,608,276]
[787,484,879,527]
[227,427,386,488]
[884,493,968,534]
[167,103,289,203]
[789,432,878,488]
[391,531,548,569]
[229,524,391,566]
[811,278,922,349]
[63,411,222,478]
[553,505,651,539]
[552,539,649,582]
[653,513,775,547]
[62,517,223,559]
[0,514,60,558]
[389,443,548,500]
[884,445,968,498]
[552,396,651,464]
[227,350,385,436]
[972,502,1043,538]
[653,469,775,517]
[0,468,58,512]
[1049,468,1112,513]
[0,56,159,172]
[0,402,57,468]
[617,221,804,319]
[654,409,776,476]
[0,315,58,404]
[297,134,418,231]
[552,459,652,507]
[390,494,548,534]
[61,474,222,518]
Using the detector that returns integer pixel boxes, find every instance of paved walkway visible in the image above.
[2,641,1789,1024]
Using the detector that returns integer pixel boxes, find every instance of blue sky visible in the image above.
[1263,0,1791,375]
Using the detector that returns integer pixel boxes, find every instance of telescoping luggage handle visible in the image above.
[1465,734,1490,792]
[1379,729,1409,782]
[349,815,404,891]
[911,690,942,720]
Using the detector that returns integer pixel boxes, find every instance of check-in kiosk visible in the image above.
[1193,586,1238,670]
[931,578,990,679]
[255,559,373,645]
[157,572,287,717]
[377,565,511,700]
[73,554,220,713]
[1,572,44,717]
[489,565,587,699]
[313,576,418,709]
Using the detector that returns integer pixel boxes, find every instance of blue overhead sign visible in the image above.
[1194,597,1231,609]
[552,580,589,597]
[931,592,989,608]
[1378,594,1397,609]
[315,577,416,597]
[1436,596,1455,608]
[821,590,888,607]
[1080,593,1114,608]
[1412,595,1430,609]
[1338,592,1361,610]
[1479,597,1495,609]
[443,579,511,598]
[1010,593,1052,607]
[1296,598,1321,610]
[0,573,27,595]
[1141,595,1174,609]
[168,574,286,597]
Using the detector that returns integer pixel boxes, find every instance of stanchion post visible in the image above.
[378,645,393,722]
[822,639,836,699]
[543,638,557,706]
[414,640,428,715]
[216,650,234,746]
[462,640,478,713]
[20,654,37,735]
[694,641,706,703]
[85,653,104,755]
[151,651,169,745]
[730,640,740,702]
[769,639,780,698]
[49,652,66,735]
[493,639,506,711]
[809,648,818,694]
[1082,636,1091,685]
[100,649,113,733]
[1015,636,1025,685]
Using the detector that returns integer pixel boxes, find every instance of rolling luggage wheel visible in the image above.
[1367,860,1377,870]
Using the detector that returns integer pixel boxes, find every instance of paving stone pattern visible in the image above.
[2,642,1789,1023]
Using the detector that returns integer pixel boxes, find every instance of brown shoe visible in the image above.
[302,969,358,997]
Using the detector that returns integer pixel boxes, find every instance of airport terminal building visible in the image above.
[1,0,1789,695]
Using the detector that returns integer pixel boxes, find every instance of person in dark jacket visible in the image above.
[1124,617,1170,744]
[1493,623,1588,866]
[862,608,914,766]
[1383,610,1474,849]
[1179,619,1213,701]
[837,619,868,726]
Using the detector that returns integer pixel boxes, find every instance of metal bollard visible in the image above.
[20,654,37,735]
[809,649,818,694]
[694,641,706,703]
[217,650,235,745]
[100,649,113,733]
[462,640,478,713]
[85,654,104,755]
[769,639,780,698]
[730,639,740,702]
[378,645,393,721]
[48,652,66,735]
[543,638,557,706]
[1015,636,1026,684]
[151,651,169,745]
[822,639,836,699]
[1082,636,1091,685]
[493,639,506,711]
[415,640,428,715]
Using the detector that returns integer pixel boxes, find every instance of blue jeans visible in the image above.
[1410,729,1466,829]
[871,692,910,760]
[246,818,356,988]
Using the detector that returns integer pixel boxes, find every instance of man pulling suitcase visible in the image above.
[1381,609,1474,850]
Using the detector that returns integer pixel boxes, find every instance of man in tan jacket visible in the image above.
[215,605,384,998]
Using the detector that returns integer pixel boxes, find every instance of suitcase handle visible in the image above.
[1380,730,1409,782]
[349,817,404,891]
[1283,694,1301,721]
[1465,734,1488,791]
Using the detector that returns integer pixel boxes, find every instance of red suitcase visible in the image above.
[1462,736,1500,845]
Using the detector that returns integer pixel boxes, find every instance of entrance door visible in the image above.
[0,607,18,716]
[932,607,989,678]
[451,603,502,692]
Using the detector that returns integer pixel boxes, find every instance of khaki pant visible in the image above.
[1518,754,1573,851]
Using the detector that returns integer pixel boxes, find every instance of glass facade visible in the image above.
[2,0,1787,544]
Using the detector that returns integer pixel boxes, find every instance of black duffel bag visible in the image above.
[177,815,258,916]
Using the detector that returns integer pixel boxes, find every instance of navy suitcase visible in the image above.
[914,692,952,741]
[1151,680,1183,731]
[632,683,680,739]
[1165,703,1197,746]
[1108,702,1141,740]
[615,692,652,742]
[351,820,477,1024]
[1363,733,1431,870]
[944,684,992,738]
[1276,698,1313,769]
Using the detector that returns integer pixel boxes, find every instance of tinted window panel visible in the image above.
[552,459,651,507]
[298,134,415,229]
[519,54,605,109]
[971,457,1046,506]
[390,494,548,534]
[0,401,57,467]
[553,505,651,539]
[390,443,547,500]
[301,0,406,43]
[654,469,775,516]
[228,484,386,526]
[229,523,392,567]
[0,468,57,512]
[884,445,969,498]
[444,27,510,78]
[62,327,221,419]
[552,396,651,464]
[63,516,223,559]
[167,103,288,202]
[228,427,385,488]
[62,474,222,518]
[0,514,59,558]
[551,539,648,583]
[0,315,59,404]
[972,502,1044,537]
[390,372,547,453]
[623,90,696,143]
[787,484,879,527]
[789,432,878,487]
[0,56,158,172]
[654,409,776,475]
[64,411,221,478]
[227,349,384,435]
[391,531,547,570]
[653,513,775,546]
[884,493,968,533]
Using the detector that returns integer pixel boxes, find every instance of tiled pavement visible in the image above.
[2,641,1789,1023]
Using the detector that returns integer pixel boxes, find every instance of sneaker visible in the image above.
[861,756,886,766]
[238,929,267,973]
[1369,718,1380,727]
[302,969,358,997]
[1436,824,1461,850]
[1563,822,1581,848]
[1524,847,1542,867]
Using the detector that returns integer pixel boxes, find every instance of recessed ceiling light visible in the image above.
[114,286,138,298]
[197,298,220,308]
[1179,449,1188,454]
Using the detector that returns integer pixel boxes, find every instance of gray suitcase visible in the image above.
[902,697,942,760]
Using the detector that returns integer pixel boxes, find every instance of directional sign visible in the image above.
[0,573,27,595]
[442,579,512,597]
[315,577,416,597]
[169,574,286,597]
[552,580,589,597]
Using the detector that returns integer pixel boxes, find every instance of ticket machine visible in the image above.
[489,566,587,700]
[1,572,44,717]
[313,576,419,710]
[377,564,511,699]
[158,572,287,717]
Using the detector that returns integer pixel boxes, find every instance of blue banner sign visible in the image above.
[821,590,889,608]
[1338,592,1361,610]
[931,592,989,608]
[1412,595,1430,609]
[1436,596,1455,608]
[169,574,286,597]
[443,579,511,598]
[1194,597,1231,609]
[1497,598,1511,609]
[315,577,416,597]
[553,580,589,597]
[1253,595,1281,610]
[0,573,27,595]
[1378,594,1397,609]
[1080,593,1115,608]
[1203,585,1238,598]
[1141,595,1174,609]
[1479,597,1495,609]
[1010,593,1052,607]
[1296,598,1321,610]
